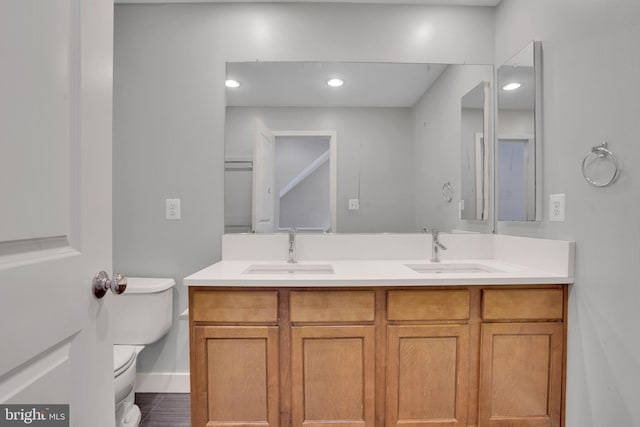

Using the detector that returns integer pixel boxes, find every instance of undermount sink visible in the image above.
[243,264,334,275]
[405,263,501,274]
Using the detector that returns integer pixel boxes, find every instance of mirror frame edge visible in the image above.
[533,40,543,222]
[494,40,543,228]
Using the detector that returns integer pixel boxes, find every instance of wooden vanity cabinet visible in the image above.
[189,290,281,427]
[290,291,377,427]
[386,290,471,427]
[192,325,280,427]
[189,285,567,427]
[291,325,376,427]
[478,289,566,427]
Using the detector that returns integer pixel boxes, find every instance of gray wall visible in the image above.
[113,3,494,375]
[113,7,224,375]
[495,0,640,425]
[225,106,416,233]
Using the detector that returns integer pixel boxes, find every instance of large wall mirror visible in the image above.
[224,61,493,233]
[496,41,542,222]
[460,81,490,221]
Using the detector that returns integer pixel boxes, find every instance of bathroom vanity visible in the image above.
[185,234,574,427]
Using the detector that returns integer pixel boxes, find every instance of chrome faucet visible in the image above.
[288,228,297,264]
[431,229,447,263]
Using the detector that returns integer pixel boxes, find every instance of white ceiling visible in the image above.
[225,62,448,108]
[115,0,501,5]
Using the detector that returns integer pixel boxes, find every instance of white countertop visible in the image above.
[184,233,575,287]
[184,259,573,287]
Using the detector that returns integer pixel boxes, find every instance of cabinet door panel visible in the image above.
[193,326,279,427]
[387,325,469,427]
[291,326,376,427]
[479,323,563,427]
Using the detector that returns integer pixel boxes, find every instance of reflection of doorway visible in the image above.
[498,136,535,221]
[273,131,337,232]
[252,120,276,233]
[252,124,337,233]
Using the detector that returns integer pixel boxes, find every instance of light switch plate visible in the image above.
[549,194,565,222]
[166,198,181,220]
[348,199,360,210]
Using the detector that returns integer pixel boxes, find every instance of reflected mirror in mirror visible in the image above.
[496,41,542,221]
[460,81,489,221]
[224,61,493,233]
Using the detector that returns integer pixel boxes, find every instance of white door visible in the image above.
[0,1,115,426]
[252,120,276,233]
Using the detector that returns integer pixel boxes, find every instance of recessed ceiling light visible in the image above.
[327,78,344,88]
[502,82,522,91]
[225,79,240,88]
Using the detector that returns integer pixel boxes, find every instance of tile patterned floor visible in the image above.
[135,393,190,427]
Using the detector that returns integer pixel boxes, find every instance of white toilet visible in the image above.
[111,277,176,427]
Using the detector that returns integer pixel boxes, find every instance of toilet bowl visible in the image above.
[111,277,176,427]
[114,345,142,427]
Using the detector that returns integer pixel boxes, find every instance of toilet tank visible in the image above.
[111,277,176,345]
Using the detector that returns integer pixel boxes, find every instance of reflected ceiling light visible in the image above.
[225,79,240,88]
[327,78,344,87]
[502,82,522,91]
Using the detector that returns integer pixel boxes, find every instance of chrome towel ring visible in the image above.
[581,142,620,187]
[442,182,454,202]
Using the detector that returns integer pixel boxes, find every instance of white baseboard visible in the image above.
[135,372,190,393]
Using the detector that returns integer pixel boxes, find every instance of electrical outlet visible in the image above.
[549,194,565,222]
[166,198,181,220]
[348,199,360,210]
